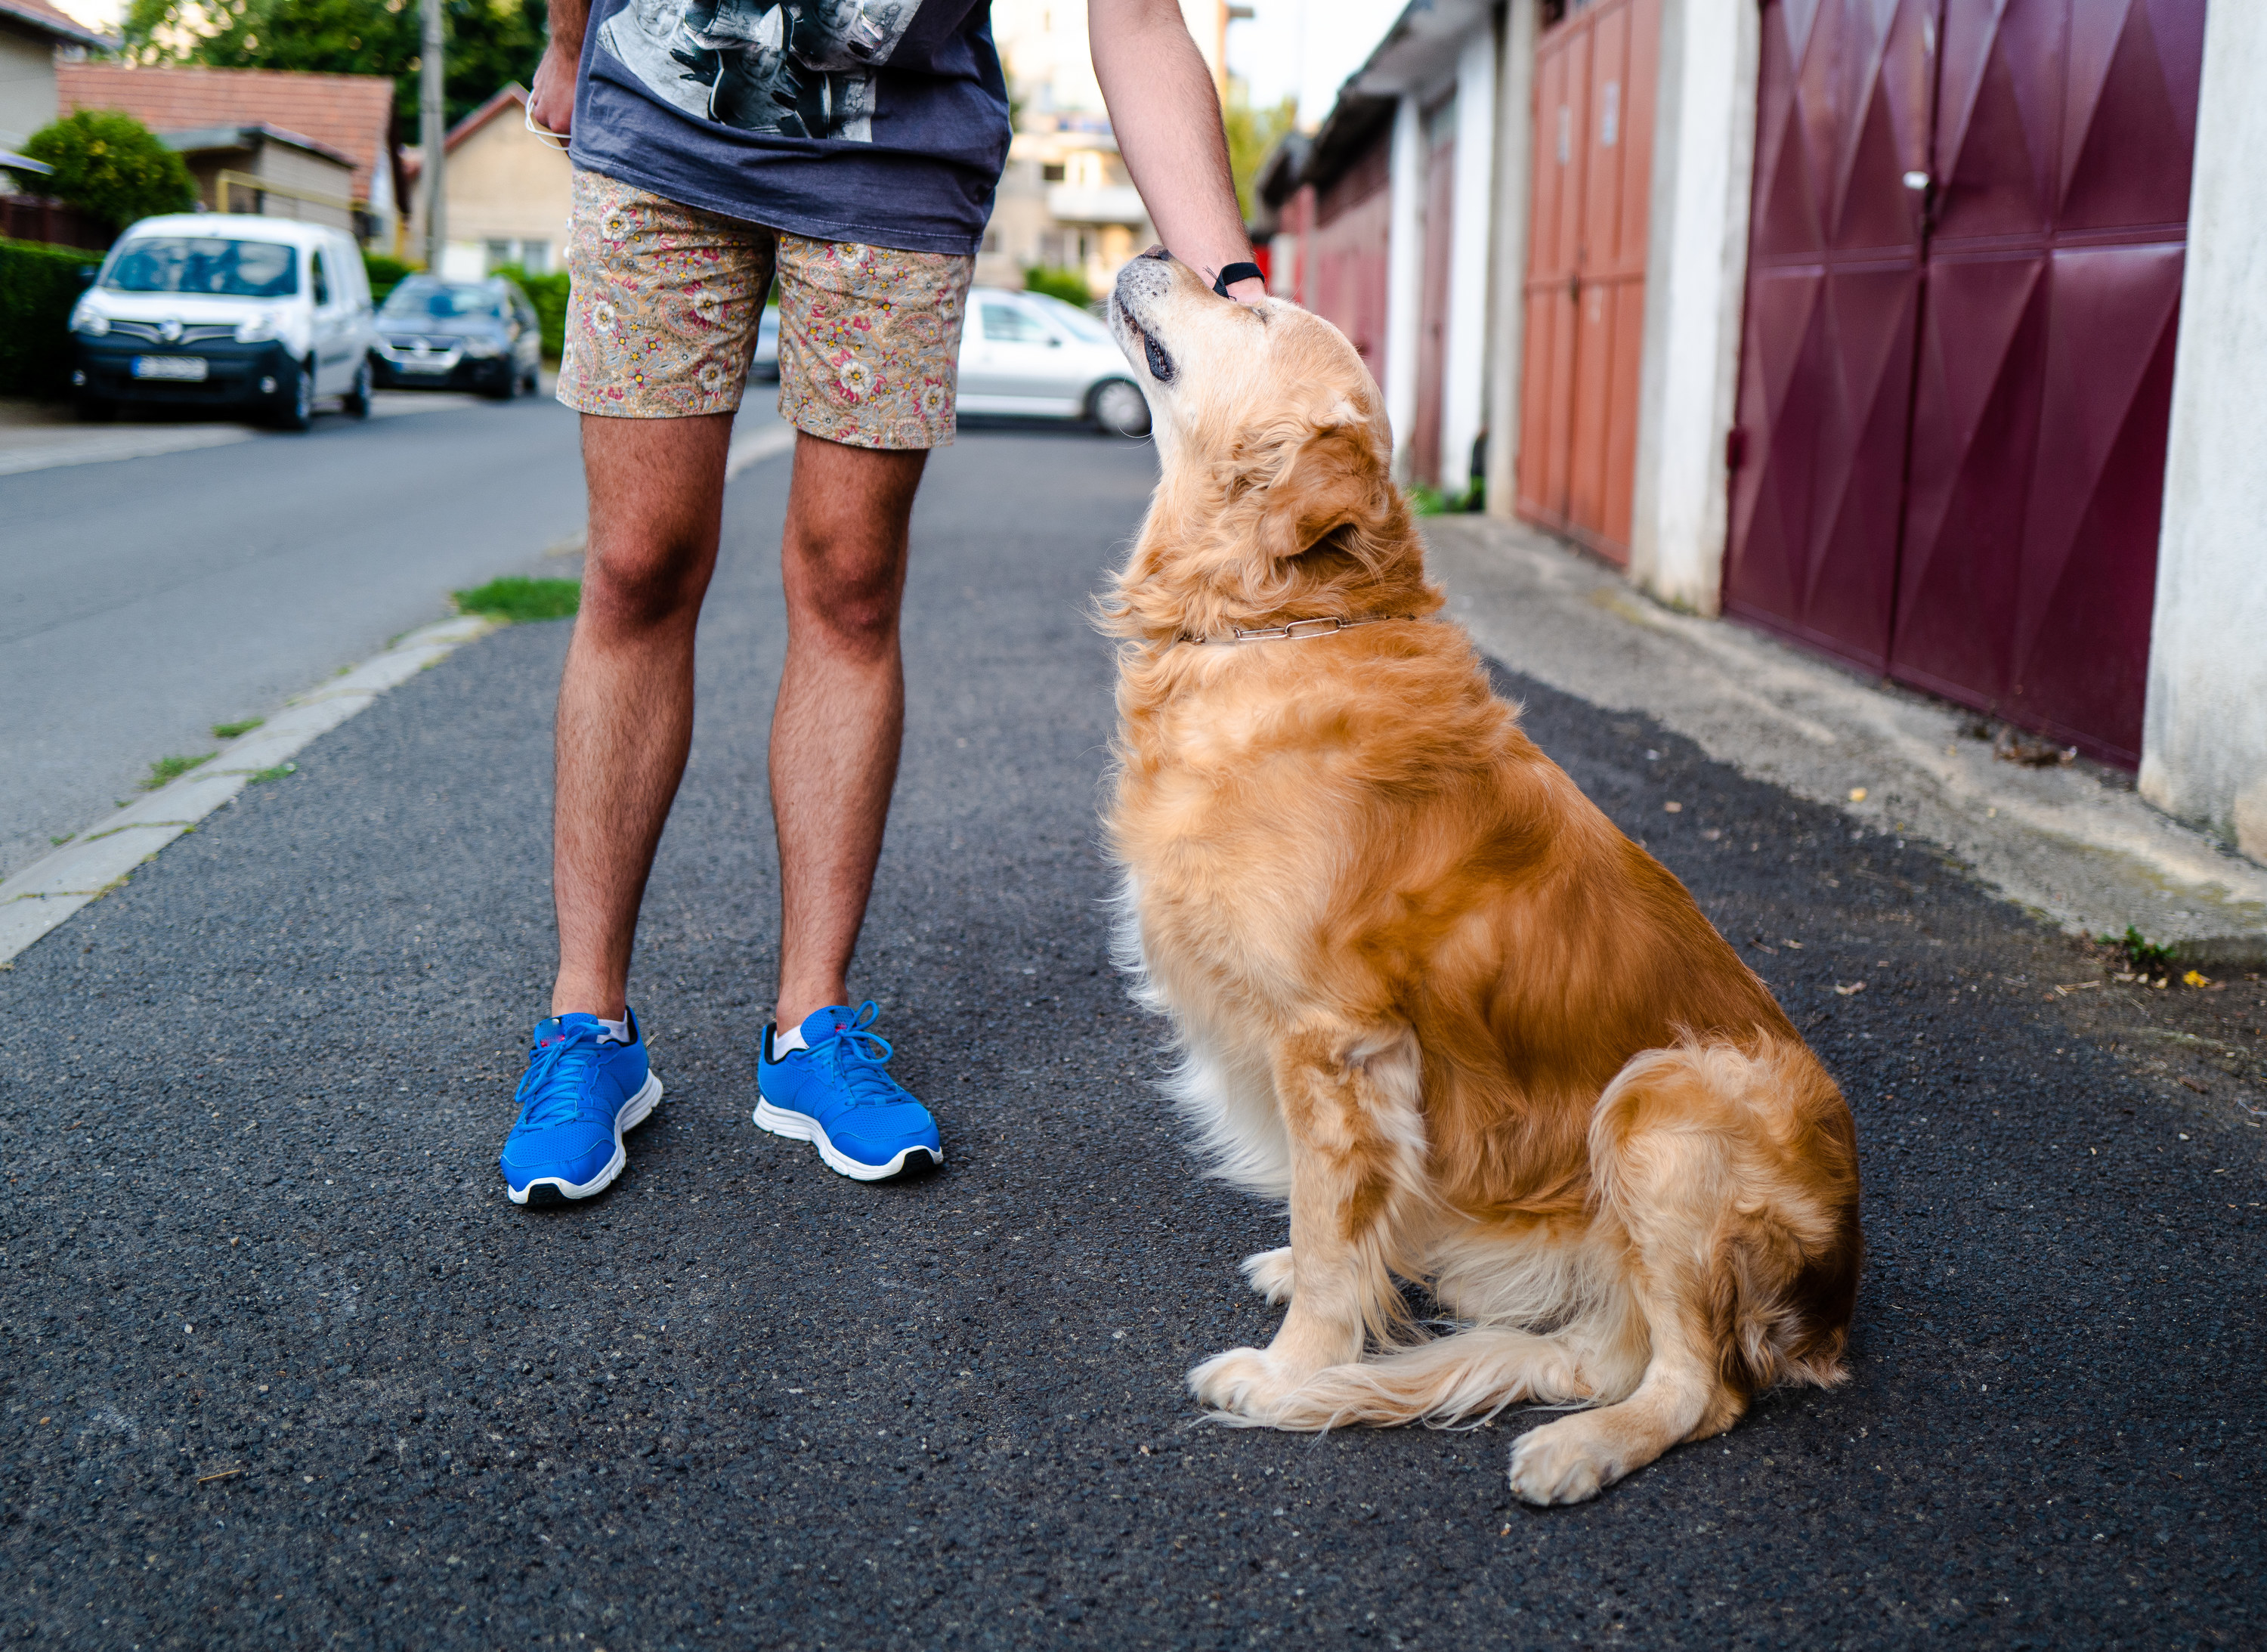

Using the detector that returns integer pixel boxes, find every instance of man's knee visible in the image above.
[582,538,711,633]
[787,536,907,655]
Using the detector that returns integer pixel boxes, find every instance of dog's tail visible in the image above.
[1222,1321,1639,1433]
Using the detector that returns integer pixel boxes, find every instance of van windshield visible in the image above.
[380,279,509,320]
[106,237,301,298]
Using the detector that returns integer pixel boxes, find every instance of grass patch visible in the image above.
[212,717,264,740]
[453,577,582,623]
[1406,481,1485,517]
[2103,924,2178,981]
[249,762,297,784]
[141,753,214,790]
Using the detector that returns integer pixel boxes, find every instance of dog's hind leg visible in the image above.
[1505,1041,1860,1505]
[1189,1022,1426,1423]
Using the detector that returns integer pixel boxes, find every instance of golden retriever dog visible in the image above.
[1100,250,1862,1505]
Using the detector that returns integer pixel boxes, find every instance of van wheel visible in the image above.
[344,358,373,419]
[274,357,314,432]
[1089,378,1150,439]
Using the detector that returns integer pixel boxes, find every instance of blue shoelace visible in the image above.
[810,1001,909,1108]
[515,1021,611,1128]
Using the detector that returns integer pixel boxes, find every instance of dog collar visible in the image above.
[1178,614,1417,645]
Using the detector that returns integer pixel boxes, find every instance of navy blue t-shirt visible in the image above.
[570,0,1011,255]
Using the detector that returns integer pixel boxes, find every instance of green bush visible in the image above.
[0,237,94,398]
[363,252,415,305]
[1024,265,1093,306]
[19,109,194,234]
[492,262,569,359]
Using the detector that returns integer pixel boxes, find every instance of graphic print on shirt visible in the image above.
[598,0,923,141]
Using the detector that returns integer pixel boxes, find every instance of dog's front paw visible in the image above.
[1188,1347,1294,1420]
[1507,1416,1616,1506]
[1239,1246,1294,1304]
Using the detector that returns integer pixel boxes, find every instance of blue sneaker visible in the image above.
[499,1010,664,1205]
[755,1002,942,1180]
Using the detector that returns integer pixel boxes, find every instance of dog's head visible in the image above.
[1104,251,1436,642]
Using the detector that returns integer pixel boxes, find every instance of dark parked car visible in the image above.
[369,276,543,398]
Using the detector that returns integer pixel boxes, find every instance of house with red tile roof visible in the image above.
[1,0,112,153]
[403,83,570,280]
[56,62,403,247]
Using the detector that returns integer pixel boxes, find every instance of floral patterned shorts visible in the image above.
[556,169,972,449]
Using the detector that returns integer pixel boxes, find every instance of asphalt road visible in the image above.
[1,388,785,880]
[1,427,2260,1650]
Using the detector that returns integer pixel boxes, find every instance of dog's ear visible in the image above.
[1257,419,1392,560]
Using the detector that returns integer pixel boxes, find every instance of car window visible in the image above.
[1028,294,1111,345]
[104,237,299,298]
[311,249,331,307]
[979,299,1052,345]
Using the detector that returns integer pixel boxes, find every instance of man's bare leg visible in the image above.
[771,432,927,1029]
[549,412,733,1019]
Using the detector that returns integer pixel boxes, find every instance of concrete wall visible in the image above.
[1383,94,1424,481]
[1439,20,1496,497]
[2141,2,2267,867]
[0,25,56,151]
[1626,0,1759,614]
[1483,0,1539,523]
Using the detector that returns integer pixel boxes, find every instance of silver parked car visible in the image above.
[956,287,1149,438]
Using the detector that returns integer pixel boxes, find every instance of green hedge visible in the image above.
[1025,265,1094,306]
[493,263,569,359]
[363,252,415,305]
[0,237,94,398]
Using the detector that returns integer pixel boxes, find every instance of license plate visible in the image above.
[131,355,208,381]
[400,360,453,375]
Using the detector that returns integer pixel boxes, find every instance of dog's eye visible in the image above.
[1143,333,1175,384]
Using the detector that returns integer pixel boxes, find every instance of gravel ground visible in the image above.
[1,430,2259,1650]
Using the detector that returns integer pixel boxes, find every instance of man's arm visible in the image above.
[529,0,594,137]
[1087,0,1264,301]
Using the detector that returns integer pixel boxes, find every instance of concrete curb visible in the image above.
[0,614,497,966]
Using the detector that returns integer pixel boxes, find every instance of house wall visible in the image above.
[1625,0,1758,614]
[1439,21,1496,497]
[1483,0,1540,523]
[413,109,572,274]
[0,23,57,150]
[2142,2,2267,865]
[1383,94,1425,480]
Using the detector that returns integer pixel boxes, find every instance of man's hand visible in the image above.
[1089,0,1263,302]
[528,0,594,138]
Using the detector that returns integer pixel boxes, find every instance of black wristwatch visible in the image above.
[1212,261,1265,297]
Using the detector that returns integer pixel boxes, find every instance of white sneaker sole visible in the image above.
[507,1072,664,1205]
[753,1096,942,1182]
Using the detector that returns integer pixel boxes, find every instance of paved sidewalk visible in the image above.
[1425,516,2267,964]
[1,432,2260,1648]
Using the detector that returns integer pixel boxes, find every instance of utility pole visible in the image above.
[420,0,446,271]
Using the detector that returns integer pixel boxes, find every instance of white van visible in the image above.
[69,214,379,430]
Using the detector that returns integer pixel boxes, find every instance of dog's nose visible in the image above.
[1140,246,1173,262]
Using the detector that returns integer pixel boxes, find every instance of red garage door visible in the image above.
[1724,0,2205,767]
[1516,0,1659,566]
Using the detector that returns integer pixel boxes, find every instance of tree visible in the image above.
[19,109,196,233]
[119,0,549,127]
[1222,90,1297,224]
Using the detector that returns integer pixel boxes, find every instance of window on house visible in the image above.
[518,240,551,274]
[1042,162,1066,183]
[484,239,514,271]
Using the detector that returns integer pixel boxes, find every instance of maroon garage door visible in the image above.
[1724,0,2206,767]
